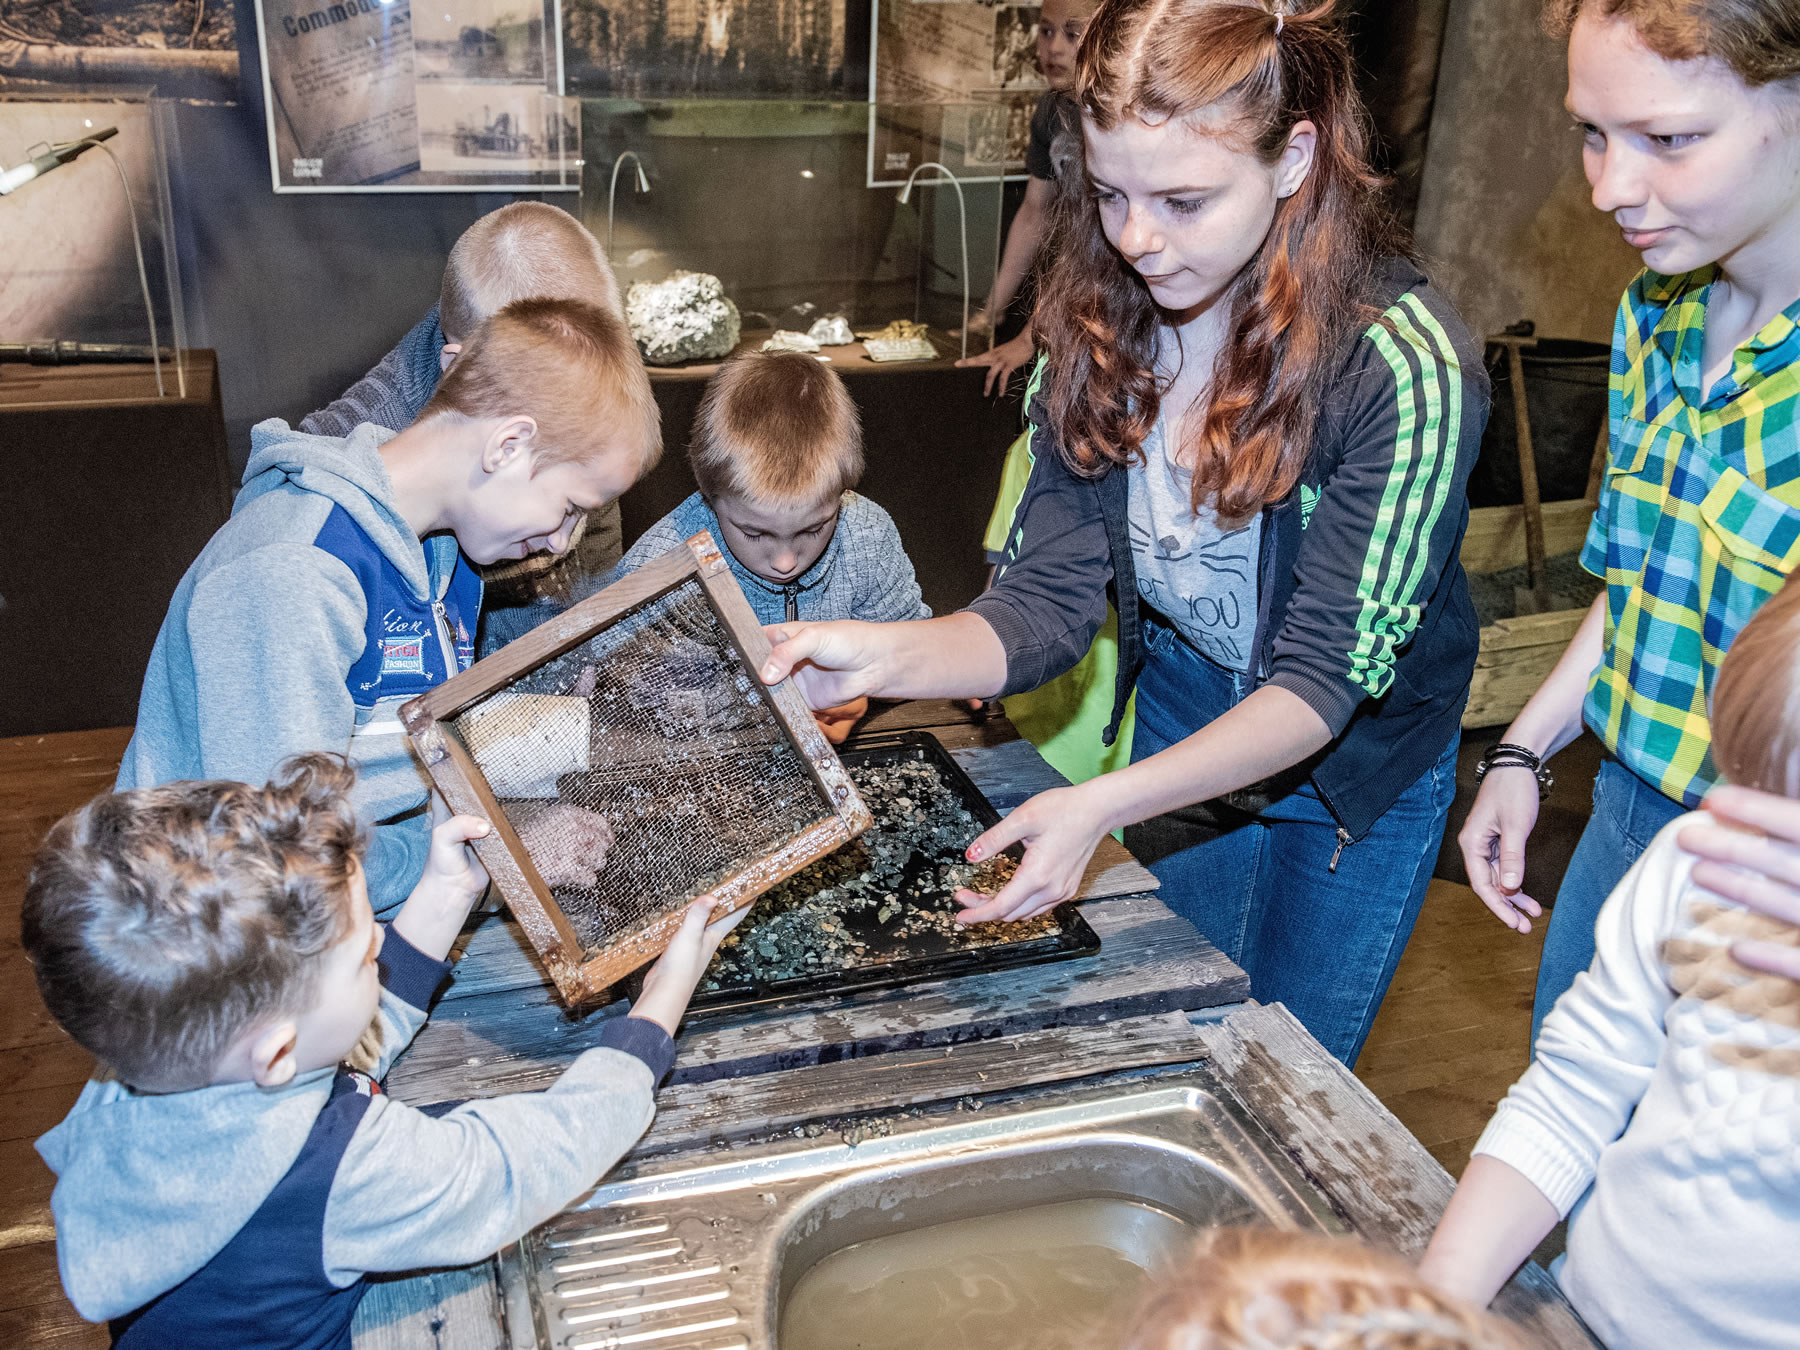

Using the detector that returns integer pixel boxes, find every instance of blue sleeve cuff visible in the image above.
[599,1015,677,1087]
[377,926,454,1010]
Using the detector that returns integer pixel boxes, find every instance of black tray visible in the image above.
[687,730,1101,1015]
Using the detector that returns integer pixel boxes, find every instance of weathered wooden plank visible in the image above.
[352,1264,503,1350]
[1463,609,1589,729]
[948,736,1067,810]
[1192,1004,1598,1349]
[387,892,1246,1106]
[1474,608,1590,657]
[0,1240,71,1316]
[627,1009,1209,1160]
[1461,499,1594,575]
[859,699,1004,739]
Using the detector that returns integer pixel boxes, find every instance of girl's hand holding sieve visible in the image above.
[760,620,888,708]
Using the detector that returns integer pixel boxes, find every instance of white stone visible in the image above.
[626,271,742,365]
[762,329,821,354]
[807,316,856,346]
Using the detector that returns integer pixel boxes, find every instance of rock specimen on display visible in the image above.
[859,318,938,363]
[762,329,821,353]
[807,316,856,346]
[626,271,742,365]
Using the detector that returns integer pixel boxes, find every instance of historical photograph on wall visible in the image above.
[0,0,239,101]
[559,0,845,98]
[252,0,577,190]
[867,0,1041,187]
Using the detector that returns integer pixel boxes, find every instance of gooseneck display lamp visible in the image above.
[898,160,970,360]
[607,151,651,258]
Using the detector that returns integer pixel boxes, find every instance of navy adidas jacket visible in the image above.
[968,259,1488,840]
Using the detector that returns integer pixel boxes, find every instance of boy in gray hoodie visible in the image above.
[299,202,630,643]
[27,753,743,1345]
[117,296,660,912]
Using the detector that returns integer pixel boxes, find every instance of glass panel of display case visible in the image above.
[0,87,192,401]
[580,99,1008,364]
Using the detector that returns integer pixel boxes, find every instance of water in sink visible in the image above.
[778,1196,1191,1350]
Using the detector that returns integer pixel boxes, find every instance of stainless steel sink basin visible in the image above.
[496,1066,1344,1350]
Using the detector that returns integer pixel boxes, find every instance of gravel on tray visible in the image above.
[701,758,1054,990]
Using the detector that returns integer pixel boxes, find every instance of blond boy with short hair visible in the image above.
[614,350,928,740]
[301,203,631,652]
[118,298,659,912]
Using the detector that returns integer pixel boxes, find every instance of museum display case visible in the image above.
[581,98,1012,358]
[0,86,193,400]
[252,0,584,192]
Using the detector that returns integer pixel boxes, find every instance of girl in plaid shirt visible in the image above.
[1459,0,1800,1042]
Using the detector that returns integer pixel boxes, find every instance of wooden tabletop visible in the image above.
[384,699,1249,1107]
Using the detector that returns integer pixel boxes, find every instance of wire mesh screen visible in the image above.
[450,577,834,955]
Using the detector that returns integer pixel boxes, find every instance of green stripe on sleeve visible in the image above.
[1348,293,1458,695]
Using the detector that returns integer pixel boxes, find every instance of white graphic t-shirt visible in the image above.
[1126,419,1261,672]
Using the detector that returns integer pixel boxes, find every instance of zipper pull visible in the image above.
[785,585,799,624]
[1329,827,1352,873]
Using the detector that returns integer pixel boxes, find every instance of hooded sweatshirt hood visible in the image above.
[239,420,432,598]
[116,419,482,914]
[36,1071,337,1321]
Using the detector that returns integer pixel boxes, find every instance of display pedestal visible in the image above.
[638,329,1023,616]
[1,350,231,736]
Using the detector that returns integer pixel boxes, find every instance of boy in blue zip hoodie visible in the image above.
[117,297,660,912]
[299,202,630,650]
[613,351,929,742]
[26,753,743,1345]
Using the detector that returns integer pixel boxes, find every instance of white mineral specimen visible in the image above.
[807,316,856,346]
[762,329,821,354]
[626,271,742,365]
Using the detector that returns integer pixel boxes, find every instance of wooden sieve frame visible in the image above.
[400,531,872,1007]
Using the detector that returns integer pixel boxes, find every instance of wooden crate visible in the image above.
[1460,498,1595,729]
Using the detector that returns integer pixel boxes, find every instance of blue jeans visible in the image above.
[1125,622,1459,1065]
[1531,757,1685,1043]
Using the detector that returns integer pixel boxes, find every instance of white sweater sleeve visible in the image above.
[1471,813,1702,1214]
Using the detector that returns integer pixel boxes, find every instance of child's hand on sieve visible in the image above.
[393,808,493,961]
[516,805,616,889]
[629,897,751,1035]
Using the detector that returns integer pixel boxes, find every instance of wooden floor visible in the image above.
[1355,876,1548,1176]
[1,728,131,1348]
[0,723,1595,1344]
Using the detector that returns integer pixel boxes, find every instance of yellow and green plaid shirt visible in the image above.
[1583,267,1800,806]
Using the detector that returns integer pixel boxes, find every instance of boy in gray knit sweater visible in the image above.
[615,351,930,741]
[28,754,741,1343]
